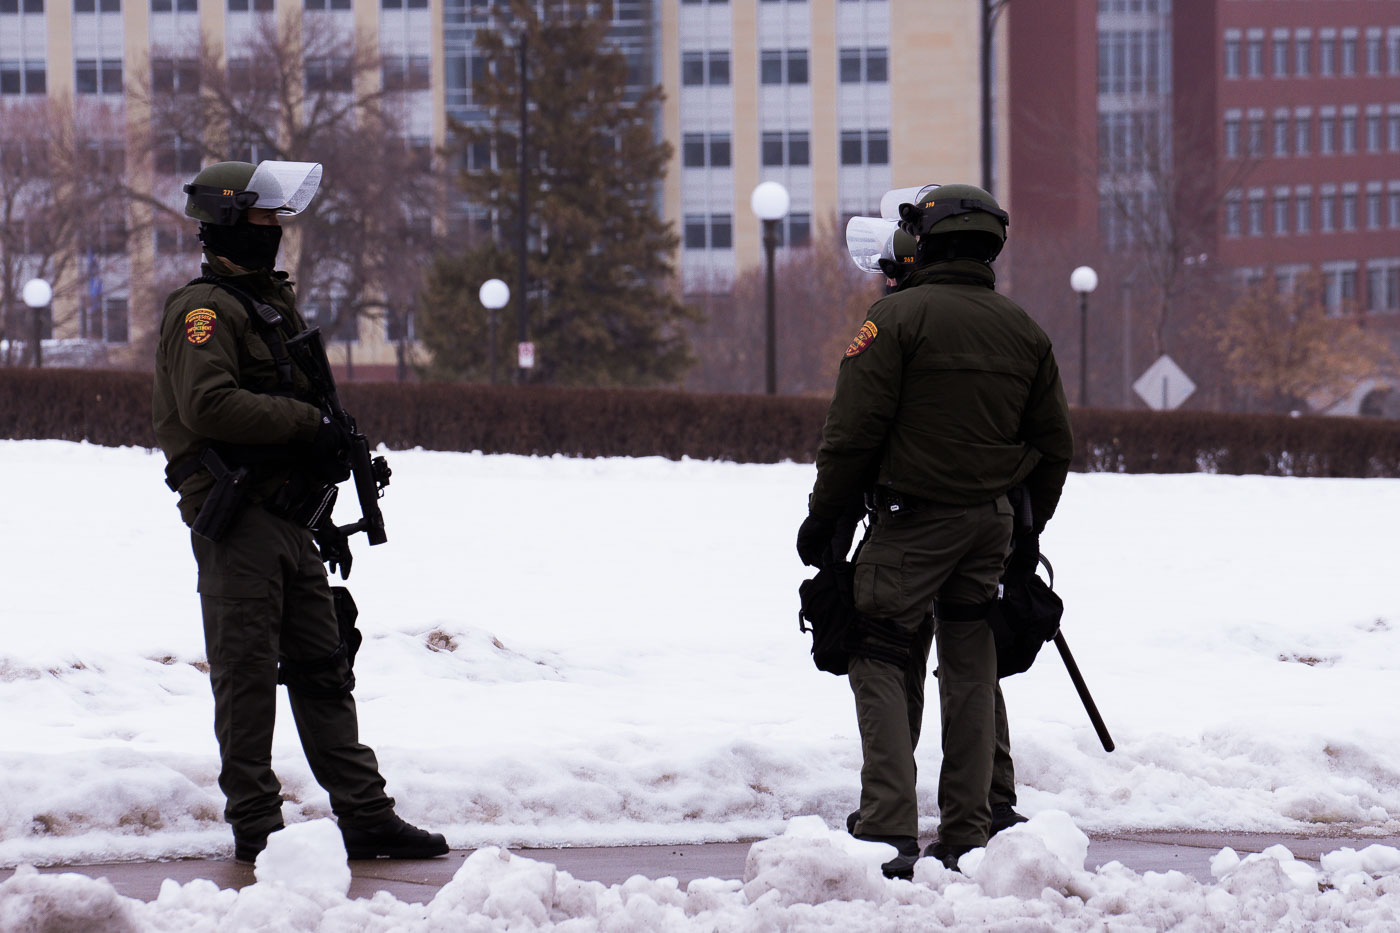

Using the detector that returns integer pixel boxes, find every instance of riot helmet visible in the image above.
[183,160,323,225]
[896,183,1009,263]
[877,228,918,285]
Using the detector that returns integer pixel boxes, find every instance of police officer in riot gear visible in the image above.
[801,184,1073,877]
[154,160,448,863]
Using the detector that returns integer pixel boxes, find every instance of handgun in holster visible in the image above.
[190,448,250,543]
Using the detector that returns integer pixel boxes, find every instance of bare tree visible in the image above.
[0,98,128,367]
[685,217,882,395]
[128,13,442,368]
[1208,271,1396,413]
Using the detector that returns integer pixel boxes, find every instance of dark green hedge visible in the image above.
[4,368,1400,477]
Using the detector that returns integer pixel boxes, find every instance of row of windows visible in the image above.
[1224,29,1400,81]
[1224,185,1400,239]
[682,47,889,88]
[1097,30,1166,96]
[0,61,45,95]
[680,130,890,168]
[682,212,813,250]
[1224,108,1400,160]
[1247,263,1400,317]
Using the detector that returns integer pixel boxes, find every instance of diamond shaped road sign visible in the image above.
[1133,354,1196,411]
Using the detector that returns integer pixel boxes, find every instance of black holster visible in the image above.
[277,586,362,698]
[190,449,250,543]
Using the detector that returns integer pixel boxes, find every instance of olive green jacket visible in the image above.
[152,256,322,524]
[810,259,1073,531]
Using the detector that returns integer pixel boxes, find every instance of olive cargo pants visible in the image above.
[192,505,394,838]
[848,497,1015,846]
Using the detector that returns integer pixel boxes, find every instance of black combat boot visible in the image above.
[233,824,283,864]
[846,810,860,834]
[923,840,975,871]
[989,802,1028,836]
[340,814,449,859]
[853,832,921,880]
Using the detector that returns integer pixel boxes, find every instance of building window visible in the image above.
[760,49,808,86]
[1320,191,1336,232]
[382,55,429,90]
[682,50,729,87]
[151,58,197,94]
[1341,112,1357,154]
[1367,191,1383,229]
[1246,115,1264,157]
[1390,189,1400,228]
[1273,193,1289,236]
[1294,112,1311,156]
[1224,194,1242,237]
[1272,115,1288,157]
[1296,189,1312,234]
[1272,34,1289,77]
[1367,113,1383,153]
[1367,33,1383,76]
[0,0,46,9]
[75,59,122,94]
[101,297,128,343]
[1341,34,1357,76]
[1390,31,1400,76]
[227,0,272,12]
[1295,34,1311,77]
[683,213,732,250]
[0,60,46,95]
[775,212,811,248]
[1246,36,1263,78]
[155,135,203,175]
[760,130,809,167]
[74,0,119,10]
[1223,35,1241,79]
[308,0,352,8]
[1366,263,1400,313]
[1224,114,1241,158]
[1319,34,1335,77]
[305,56,352,92]
[1342,190,1358,231]
[1319,114,1335,155]
[840,129,888,166]
[1388,112,1400,152]
[840,47,887,84]
[151,0,196,11]
[1247,191,1265,237]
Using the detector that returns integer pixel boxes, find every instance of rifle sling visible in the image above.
[186,275,297,391]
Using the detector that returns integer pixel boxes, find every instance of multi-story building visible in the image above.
[661,0,992,296]
[2,0,996,380]
[1007,0,1400,411]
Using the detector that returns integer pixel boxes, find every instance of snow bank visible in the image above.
[6,815,1400,931]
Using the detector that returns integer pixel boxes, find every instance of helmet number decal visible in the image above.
[184,308,218,346]
[844,320,878,358]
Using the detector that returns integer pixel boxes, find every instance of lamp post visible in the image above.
[1070,265,1098,407]
[516,29,531,384]
[479,278,510,386]
[750,181,789,395]
[22,278,52,369]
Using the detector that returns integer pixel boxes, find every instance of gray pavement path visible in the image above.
[5,832,1400,903]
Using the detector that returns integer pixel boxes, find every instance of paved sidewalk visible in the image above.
[5,830,1400,903]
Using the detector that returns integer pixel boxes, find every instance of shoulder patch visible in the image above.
[844,320,878,358]
[184,308,217,346]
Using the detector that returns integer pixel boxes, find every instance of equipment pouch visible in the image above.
[988,556,1063,678]
[331,586,363,671]
[190,449,250,543]
[798,562,859,675]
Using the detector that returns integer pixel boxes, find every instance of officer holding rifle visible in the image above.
[152,160,446,864]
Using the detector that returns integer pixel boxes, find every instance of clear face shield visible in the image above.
[845,216,900,274]
[878,185,937,221]
[246,161,323,216]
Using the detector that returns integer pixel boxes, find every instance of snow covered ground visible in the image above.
[2,439,1400,929]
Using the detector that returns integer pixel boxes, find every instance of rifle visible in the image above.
[285,326,392,551]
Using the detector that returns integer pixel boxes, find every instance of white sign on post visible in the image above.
[1133,354,1196,411]
[517,341,536,369]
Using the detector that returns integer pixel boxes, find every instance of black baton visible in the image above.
[1053,631,1114,752]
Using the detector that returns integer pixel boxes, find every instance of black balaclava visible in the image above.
[198,216,283,271]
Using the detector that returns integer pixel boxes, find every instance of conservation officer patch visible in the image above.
[185,308,217,346]
[844,320,878,358]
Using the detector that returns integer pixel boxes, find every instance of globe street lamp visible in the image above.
[750,181,790,395]
[479,278,510,386]
[1070,265,1098,407]
[22,278,52,369]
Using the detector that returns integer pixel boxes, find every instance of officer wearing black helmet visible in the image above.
[800,184,1073,877]
[153,160,448,864]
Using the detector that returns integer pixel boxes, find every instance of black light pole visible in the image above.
[479,279,510,386]
[751,181,789,396]
[1071,265,1098,407]
[980,0,1009,194]
[516,30,530,383]
[22,278,52,369]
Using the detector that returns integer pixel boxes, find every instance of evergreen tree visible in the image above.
[419,0,695,386]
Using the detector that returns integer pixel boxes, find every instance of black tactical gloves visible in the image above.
[1005,532,1040,582]
[314,519,353,579]
[797,513,838,568]
[309,414,353,483]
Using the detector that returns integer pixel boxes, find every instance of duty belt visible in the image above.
[866,486,939,515]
